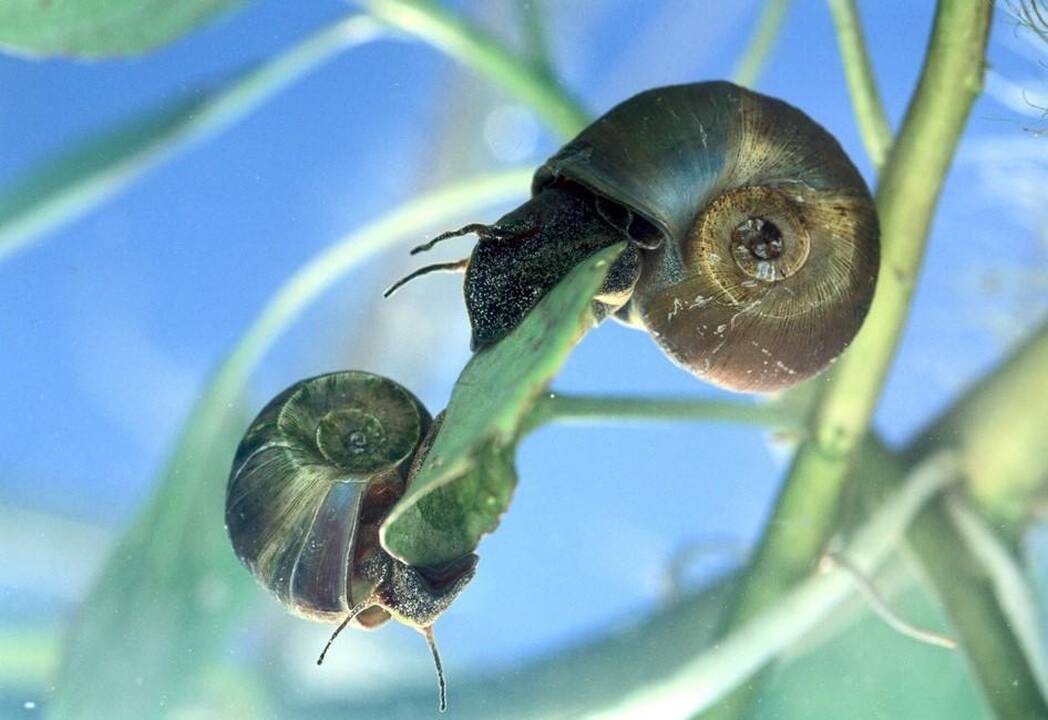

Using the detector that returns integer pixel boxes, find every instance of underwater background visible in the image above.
[1,1,1047,718]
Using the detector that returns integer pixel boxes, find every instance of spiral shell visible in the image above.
[225,371,430,622]
[535,81,879,391]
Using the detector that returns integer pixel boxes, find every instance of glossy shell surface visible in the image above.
[536,81,879,391]
[225,371,430,621]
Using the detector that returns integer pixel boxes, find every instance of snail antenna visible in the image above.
[411,223,494,255]
[383,259,468,298]
[421,625,448,713]
[316,599,372,666]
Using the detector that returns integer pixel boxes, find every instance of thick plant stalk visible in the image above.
[828,0,1048,710]
[703,2,994,718]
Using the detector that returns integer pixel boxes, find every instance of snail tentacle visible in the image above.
[383,258,469,298]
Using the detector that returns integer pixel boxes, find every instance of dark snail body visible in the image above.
[464,181,646,346]
[225,371,475,710]
[451,81,879,391]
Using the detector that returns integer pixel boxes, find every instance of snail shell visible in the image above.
[225,371,475,629]
[460,81,879,392]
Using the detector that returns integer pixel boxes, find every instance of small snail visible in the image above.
[225,371,475,712]
[390,81,879,392]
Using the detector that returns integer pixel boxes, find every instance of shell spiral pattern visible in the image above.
[536,81,879,391]
[225,371,430,621]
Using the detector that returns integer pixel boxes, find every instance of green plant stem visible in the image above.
[731,0,794,88]
[525,393,801,434]
[360,0,589,139]
[829,1,1048,713]
[864,440,1048,719]
[913,497,1048,719]
[827,0,893,168]
[704,2,994,717]
[946,497,1048,700]
[587,451,959,719]
[890,320,1048,718]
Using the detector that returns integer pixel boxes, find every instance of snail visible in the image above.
[389,81,879,392]
[225,370,475,712]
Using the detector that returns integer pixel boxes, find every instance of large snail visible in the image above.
[225,371,475,711]
[391,81,879,391]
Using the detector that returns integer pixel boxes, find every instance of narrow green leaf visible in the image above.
[731,0,794,89]
[827,0,893,168]
[48,403,254,720]
[0,15,383,263]
[359,0,589,140]
[381,243,625,567]
[0,95,204,261]
[0,0,243,59]
[389,442,519,569]
[47,171,531,720]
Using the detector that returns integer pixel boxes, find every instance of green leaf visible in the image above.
[359,0,589,139]
[0,95,205,261]
[48,402,255,720]
[381,242,625,567]
[0,0,244,59]
[0,15,383,263]
[390,441,519,568]
[47,170,531,719]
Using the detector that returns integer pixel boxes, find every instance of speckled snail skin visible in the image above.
[428,81,879,392]
[225,371,474,711]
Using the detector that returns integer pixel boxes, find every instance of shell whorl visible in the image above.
[536,81,879,391]
[225,371,430,621]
